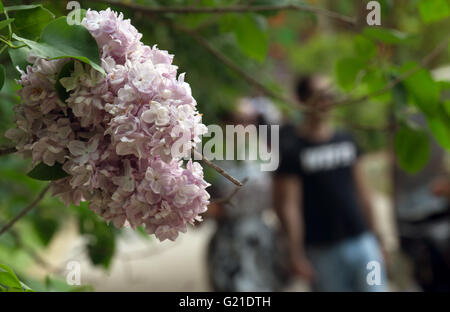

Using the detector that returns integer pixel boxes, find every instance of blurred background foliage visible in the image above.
[0,0,449,291]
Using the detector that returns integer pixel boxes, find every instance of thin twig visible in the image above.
[211,177,248,205]
[89,0,357,25]
[0,147,17,157]
[0,184,51,235]
[192,149,243,187]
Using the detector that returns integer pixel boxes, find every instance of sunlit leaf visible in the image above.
[354,35,377,60]
[0,264,22,290]
[418,0,450,24]
[363,27,412,45]
[443,100,450,116]
[335,57,364,91]
[401,62,440,116]
[221,14,268,62]
[362,69,391,102]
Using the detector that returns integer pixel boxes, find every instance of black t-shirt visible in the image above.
[276,125,368,246]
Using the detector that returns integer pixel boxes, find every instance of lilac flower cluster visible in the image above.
[6,8,210,241]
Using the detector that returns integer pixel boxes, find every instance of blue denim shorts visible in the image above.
[306,232,388,292]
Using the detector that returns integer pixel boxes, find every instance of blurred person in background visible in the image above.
[206,98,289,292]
[395,114,450,292]
[273,76,387,292]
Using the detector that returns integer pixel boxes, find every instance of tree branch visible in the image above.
[192,148,243,187]
[89,0,357,25]
[211,177,248,205]
[0,147,17,157]
[0,184,51,236]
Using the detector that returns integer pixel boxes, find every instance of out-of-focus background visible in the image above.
[0,0,449,291]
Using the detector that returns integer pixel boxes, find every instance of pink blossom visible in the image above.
[6,8,209,241]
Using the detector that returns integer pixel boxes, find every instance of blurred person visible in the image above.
[395,114,450,292]
[273,76,387,292]
[206,98,289,292]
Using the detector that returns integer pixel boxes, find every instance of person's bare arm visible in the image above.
[353,160,391,267]
[273,175,314,280]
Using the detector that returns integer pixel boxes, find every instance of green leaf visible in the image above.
[13,17,105,75]
[136,225,150,239]
[362,69,391,102]
[426,104,450,150]
[363,27,412,45]
[394,123,430,174]
[335,57,365,91]
[443,100,450,116]
[438,80,450,92]
[27,162,69,181]
[87,230,115,269]
[55,60,75,103]
[4,4,47,12]
[32,216,59,246]
[11,5,54,40]
[354,35,377,60]
[221,14,268,62]
[79,215,116,269]
[8,43,31,72]
[0,64,5,91]
[0,264,22,290]
[418,0,450,24]
[0,18,14,31]
[401,62,440,116]
[20,281,34,292]
[392,82,408,113]
[0,1,4,13]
